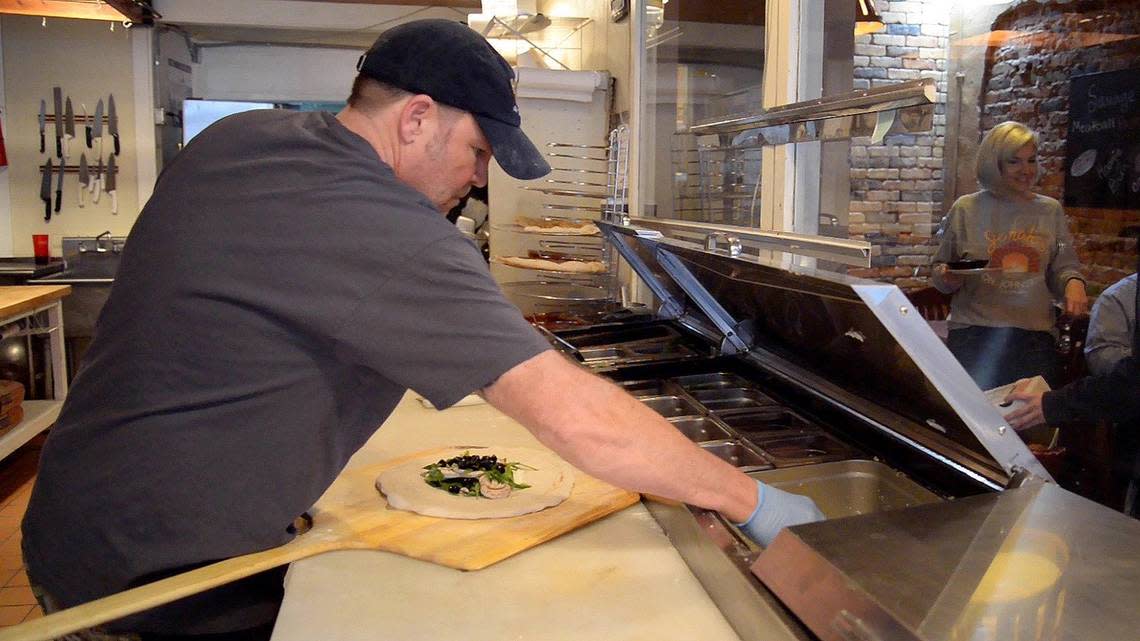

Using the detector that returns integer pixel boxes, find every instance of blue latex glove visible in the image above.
[734,480,825,547]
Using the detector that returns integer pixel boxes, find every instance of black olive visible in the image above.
[447,485,460,494]
[496,464,506,473]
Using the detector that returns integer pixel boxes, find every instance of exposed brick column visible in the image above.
[847,0,951,288]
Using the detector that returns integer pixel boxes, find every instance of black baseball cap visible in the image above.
[357,19,551,181]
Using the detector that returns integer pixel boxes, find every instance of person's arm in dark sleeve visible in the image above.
[1040,354,1139,425]
[1005,355,1138,429]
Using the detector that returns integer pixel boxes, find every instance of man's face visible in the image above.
[404,109,491,212]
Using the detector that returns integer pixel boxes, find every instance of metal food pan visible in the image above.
[617,379,682,398]
[669,417,734,443]
[748,432,856,467]
[671,372,754,391]
[700,440,772,471]
[748,459,941,519]
[718,408,819,437]
[640,395,704,419]
[688,388,779,413]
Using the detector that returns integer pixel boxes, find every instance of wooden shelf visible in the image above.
[0,400,62,461]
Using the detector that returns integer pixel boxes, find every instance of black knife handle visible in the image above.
[44,199,51,222]
[113,134,120,156]
[55,137,62,158]
[55,189,62,213]
[86,127,93,148]
[40,133,45,154]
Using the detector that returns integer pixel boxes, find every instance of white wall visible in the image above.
[0,26,11,256]
[1,15,141,257]
[193,45,358,103]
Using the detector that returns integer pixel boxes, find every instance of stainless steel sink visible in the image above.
[28,237,125,380]
[33,253,121,283]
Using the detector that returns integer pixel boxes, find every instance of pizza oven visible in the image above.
[532,220,1140,641]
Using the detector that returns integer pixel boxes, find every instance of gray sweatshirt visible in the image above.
[932,190,1084,332]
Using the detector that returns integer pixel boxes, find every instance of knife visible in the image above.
[78,154,88,208]
[107,94,120,156]
[93,156,103,203]
[92,98,104,158]
[63,97,75,160]
[55,154,65,213]
[38,100,46,153]
[52,87,63,158]
[82,102,92,148]
[106,153,118,215]
[40,159,53,221]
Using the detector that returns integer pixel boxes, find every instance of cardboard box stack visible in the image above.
[0,380,25,434]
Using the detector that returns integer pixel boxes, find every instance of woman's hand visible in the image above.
[934,263,963,292]
[1064,279,1089,317]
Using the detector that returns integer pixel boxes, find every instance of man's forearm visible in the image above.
[482,351,757,523]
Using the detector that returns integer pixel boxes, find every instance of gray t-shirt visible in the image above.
[1084,273,1136,375]
[932,190,1085,332]
[21,110,551,634]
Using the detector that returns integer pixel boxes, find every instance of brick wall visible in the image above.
[980,0,1140,295]
[846,0,951,288]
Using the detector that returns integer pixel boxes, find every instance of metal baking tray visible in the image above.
[671,372,754,391]
[558,322,682,348]
[641,395,705,419]
[688,388,780,413]
[669,416,734,443]
[748,432,857,467]
[717,408,820,438]
[700,440,772,471]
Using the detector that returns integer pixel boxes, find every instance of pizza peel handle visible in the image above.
[0,537,342,641]
[0,448,640,641]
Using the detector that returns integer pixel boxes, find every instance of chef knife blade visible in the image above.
[41,159,53,221]
[78,154,89,208]
[106,153,117,215]
[55,154,65,213]
[107,94,119,156]
[92,99,104,158]
[63,97,75,160]
[38,100,46,153]
[82,102,92,148]
[92,156,102,203]
[52,87,63,157]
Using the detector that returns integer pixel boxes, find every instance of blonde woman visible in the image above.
[932,121,1089,389]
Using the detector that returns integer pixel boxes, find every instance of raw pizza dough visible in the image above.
[376,447,575,519]
[495,255,607,274]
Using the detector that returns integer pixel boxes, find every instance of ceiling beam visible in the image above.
[0,0,125,21]
[277,0,480,7]
[0,0,159,23]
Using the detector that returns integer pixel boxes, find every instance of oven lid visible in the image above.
[598,220,1048,482]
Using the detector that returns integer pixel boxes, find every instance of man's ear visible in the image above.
[397,94,436,144]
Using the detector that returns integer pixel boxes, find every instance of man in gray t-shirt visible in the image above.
[22,20,821,640]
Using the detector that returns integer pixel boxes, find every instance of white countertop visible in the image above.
[269,393,742,641]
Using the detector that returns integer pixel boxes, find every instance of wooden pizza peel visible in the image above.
[0,447,640,641]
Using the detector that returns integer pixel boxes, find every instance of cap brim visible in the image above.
[474,115,551,181]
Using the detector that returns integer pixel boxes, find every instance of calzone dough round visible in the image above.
[376,447,575,519]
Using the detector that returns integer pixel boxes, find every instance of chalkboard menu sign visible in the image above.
[1064,68,1140,210]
